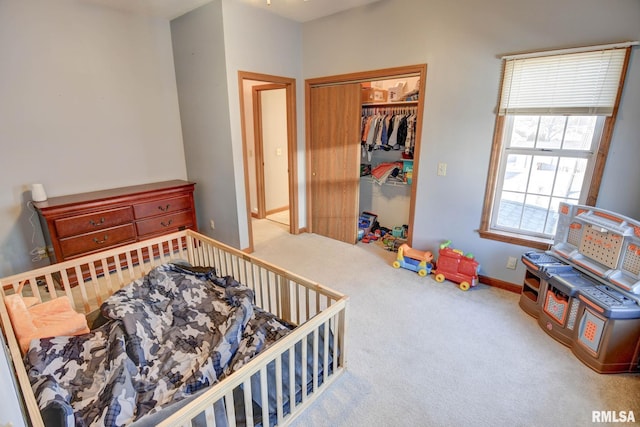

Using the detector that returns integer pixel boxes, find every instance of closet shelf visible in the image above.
[360,176,410,187]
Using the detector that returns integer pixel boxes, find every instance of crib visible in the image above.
[0,230,348,426]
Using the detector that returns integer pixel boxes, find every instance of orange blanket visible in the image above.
[4,294,90,354]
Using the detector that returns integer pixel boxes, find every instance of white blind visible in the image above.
[499,47,628,116]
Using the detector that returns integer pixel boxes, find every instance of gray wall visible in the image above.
[302,0,640,284]
[171,1,240,246]
[0,0,187,277]
[220,0,304,249]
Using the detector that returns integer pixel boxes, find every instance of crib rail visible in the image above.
[0,230,348,427]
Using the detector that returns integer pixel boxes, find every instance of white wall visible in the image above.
[301,0,640,283]
[0,0,187,277]
[261,88,289,212]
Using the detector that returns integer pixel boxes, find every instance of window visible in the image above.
[480,43,634,249]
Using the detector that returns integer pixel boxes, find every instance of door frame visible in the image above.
[238,71,299,253]
[305,64,427,245]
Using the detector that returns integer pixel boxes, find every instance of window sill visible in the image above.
[478,229,552,251]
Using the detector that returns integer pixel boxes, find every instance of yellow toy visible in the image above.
[392,244,434,276]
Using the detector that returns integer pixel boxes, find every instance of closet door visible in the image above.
[309,84,361,244]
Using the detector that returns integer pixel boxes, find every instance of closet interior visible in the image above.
[358,75,422,244]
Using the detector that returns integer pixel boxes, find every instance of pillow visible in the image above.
[4,294,90,354]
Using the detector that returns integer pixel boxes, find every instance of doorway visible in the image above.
[253,84,290,226]
[238,71,299,253]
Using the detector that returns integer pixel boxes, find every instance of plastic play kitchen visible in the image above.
[520,202,640,373]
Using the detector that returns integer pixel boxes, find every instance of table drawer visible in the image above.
[133,195,192,219]
[136,210,194,239]
[54,207,133,238]
[59,224,136,259]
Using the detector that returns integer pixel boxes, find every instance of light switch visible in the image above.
[276,148,282,156]
[437,162,447,176]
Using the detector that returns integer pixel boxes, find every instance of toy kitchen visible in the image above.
[520,202,640,373]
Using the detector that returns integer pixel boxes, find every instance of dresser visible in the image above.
[34,180,197,263]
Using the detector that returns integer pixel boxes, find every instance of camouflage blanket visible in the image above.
[25,263,293,427]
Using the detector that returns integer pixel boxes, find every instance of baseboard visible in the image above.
[479,275,522,294]
[266,206,289,216]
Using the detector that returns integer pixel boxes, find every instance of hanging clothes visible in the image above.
[360,105,417,158]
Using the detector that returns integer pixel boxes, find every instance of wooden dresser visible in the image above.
[34,180,197,263]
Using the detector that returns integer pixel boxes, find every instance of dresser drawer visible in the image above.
[59,224,136,259]
[54,207,134,238]
[136,210,194,239]
[133,195,192,219]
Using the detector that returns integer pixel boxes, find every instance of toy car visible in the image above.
[392,243,433,276]
[432,240,479,291]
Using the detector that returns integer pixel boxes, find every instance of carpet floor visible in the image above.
[250,219,640,427]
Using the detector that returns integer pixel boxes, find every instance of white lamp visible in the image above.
[31,183,47,202]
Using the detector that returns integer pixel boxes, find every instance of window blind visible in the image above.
[499,47,629,116]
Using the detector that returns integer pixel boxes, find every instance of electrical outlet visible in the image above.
[437,162,447,176]
[506,256,518,270]
[210,219,215,230]
[30,246,49,261]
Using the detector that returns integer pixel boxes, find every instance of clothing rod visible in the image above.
[501,41,638,60]
[362,105,417,109]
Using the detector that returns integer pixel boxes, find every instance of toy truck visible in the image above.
[393,244,433,276]
[433,240,480,291]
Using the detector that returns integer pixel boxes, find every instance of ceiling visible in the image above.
[81,0,382,22]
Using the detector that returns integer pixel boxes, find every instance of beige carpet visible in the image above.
[266,209,290,226]
[250,219,640,427]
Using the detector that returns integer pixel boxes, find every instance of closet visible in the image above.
[306,65,426,245]
[359,76,420,235]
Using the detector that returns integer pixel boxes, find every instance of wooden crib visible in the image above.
[0,230,348,426]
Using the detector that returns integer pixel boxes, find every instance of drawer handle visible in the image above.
[93,235,109,244]
[160,219,173,227]
[89,217,105,227]
[158,204,171,212]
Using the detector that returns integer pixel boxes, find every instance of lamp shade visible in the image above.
[31,183,47,202]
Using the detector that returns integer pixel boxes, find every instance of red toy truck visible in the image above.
[433,240,480,291]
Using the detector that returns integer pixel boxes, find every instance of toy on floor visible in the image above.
[382,235,406,252]
[392,243,433,276]
[432,240,480,291]
[361,231,379,243]
[392,225,408,238]
[358,211,378,243]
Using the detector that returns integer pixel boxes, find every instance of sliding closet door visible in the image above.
[309,83,361,244]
